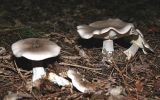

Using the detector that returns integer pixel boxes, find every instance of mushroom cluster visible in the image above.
[11,38,96,92]
[77,18,153,60]
[10,18,154,93]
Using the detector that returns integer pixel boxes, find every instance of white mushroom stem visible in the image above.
[102,39,114,54]
[48,72,71,86]
[102,39,114,62]
[32,67,46,83]
[124,43,139,60]
[67,69,95,93]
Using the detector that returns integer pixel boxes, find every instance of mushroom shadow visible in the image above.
[114,36,133,48]
[43,56,60,67]
[14,56,60,71]
[77,36,132,49]
[14,56,32,70]
[77,37,103,48]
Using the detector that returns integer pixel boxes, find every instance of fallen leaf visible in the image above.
[154,78,160,95]
[109,86,124,96]
[147,26,160,33]
[0,47,6,55]
[135,80,143,93]
[131,63,150,73]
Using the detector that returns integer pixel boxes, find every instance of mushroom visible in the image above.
[124,29,153,59]
[11,38,61,87]
[67,69,95,93]
[77,18,153,60]
[48,72,71,86]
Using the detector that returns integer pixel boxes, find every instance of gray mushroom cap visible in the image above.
[11,38,61,61]
[77,18,134,39]
[89,18,131,29]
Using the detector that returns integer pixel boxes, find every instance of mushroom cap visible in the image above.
[67,69,78,79]
[77,18,134,39]
[89,18,132,29]
[12,38,61,61]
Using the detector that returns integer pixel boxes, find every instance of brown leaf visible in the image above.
[135,80,143,93]
[131,63,150,74]
[125,96,137,100]
[154,78,160,95]
[147,26,160,33]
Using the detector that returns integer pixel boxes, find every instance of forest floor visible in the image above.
[0,0,160,100]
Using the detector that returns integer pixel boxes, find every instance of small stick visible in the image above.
[61,56,81,60]
[13,60,40,100]
[111,61,131,95]
[0,27,26,33]
[0,47,6,54]
[14,61,26,82]
[59,62,102,71]
[0,55,11,60]
[0,64,17,72]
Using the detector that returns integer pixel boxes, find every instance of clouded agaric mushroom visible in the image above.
[11,38,61,86]
[77,18,153,60]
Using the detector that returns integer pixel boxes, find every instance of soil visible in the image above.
[0,0,160,100]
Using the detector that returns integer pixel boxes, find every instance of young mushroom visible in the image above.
[67,69,96,93]
[77,18,153,61]
[11,38,61,87]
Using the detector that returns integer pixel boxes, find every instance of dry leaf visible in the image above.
[147,26,160,33]
[131,63,150,73]
[154,78,160,95]
[135,80,143,92]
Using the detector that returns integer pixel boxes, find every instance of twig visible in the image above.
[111,61,131,95]
[40,90,69,99]
[13,60,40,100]
[75,45,89,59]
[0,55,11,60]
[59,62,102,71]
[4,91,32,100]
[91,69,106,76]
[61,50,73,55]
[0,63,17,72]
[61,56,81,60]
[0,27,26,33]
[0,47,6,54]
